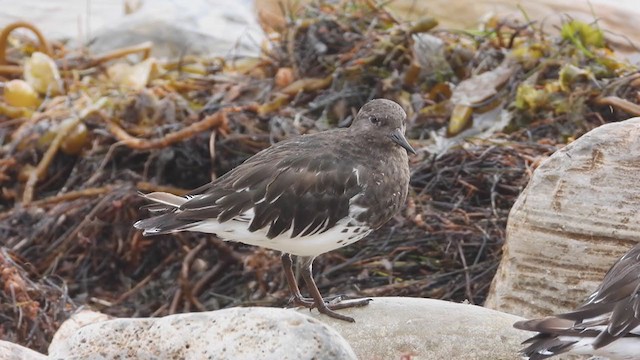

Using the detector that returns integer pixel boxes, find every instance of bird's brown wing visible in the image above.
[135,134,367,238]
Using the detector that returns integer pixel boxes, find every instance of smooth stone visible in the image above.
[48,307,356,360]
[0,0,263,58]
[302,297,529,360]
[88,0,263,58]
[0,340,47,360]
[0,340,46,360]
[48,309,113,356]
[486,118,640,319]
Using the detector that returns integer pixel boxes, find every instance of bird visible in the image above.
[134,98,415,322]
[513,242,640,359]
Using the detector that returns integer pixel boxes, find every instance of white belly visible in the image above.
[188,216,372,256]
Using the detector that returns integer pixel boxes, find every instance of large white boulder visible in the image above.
[46,297,529,360]
[486,118,640,318]
[303,297,528,360]
[0,340,46,360]
[48,307,356,360]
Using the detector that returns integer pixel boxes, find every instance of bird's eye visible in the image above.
[369,115,380,125]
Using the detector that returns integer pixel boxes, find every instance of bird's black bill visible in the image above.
[389,128,416,154]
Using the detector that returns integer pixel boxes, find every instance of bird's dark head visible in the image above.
[351,99,416,155]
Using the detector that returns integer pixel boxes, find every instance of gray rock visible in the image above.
[302,297,529,360]
[0,340,46,360]
[48,307,356,360]
[88,0,263,58]
[0,1,263,59]
[8,298,533,360]
[485,117,640,319]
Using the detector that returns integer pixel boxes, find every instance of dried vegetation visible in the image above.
[0,1,638,352]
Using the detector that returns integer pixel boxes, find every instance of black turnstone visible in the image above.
[514,242,640,359]
[134,99,415,322]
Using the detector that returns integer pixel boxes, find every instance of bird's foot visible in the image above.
[314,296,372,322]
[291,294,372,322]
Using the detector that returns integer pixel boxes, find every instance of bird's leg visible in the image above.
[281,253,314,307]
[299,256,371,323]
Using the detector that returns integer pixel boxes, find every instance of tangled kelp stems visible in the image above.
[1,2,640,352]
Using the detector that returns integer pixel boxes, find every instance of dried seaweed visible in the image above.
[0,0,639,352]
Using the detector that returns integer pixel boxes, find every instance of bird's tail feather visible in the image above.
[139,192,187,210]
[134,192,194,235]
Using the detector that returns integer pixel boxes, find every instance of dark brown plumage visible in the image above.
[134,99,415,321]
[514,242,640,359]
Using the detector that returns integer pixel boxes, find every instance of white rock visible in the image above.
[48,307,356,360]
[302,297,529,360]
[0,340,46,360]
[88,0,263,58]
[0,0,263,58]
[48,309,113,355]
[486,117,640,318]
